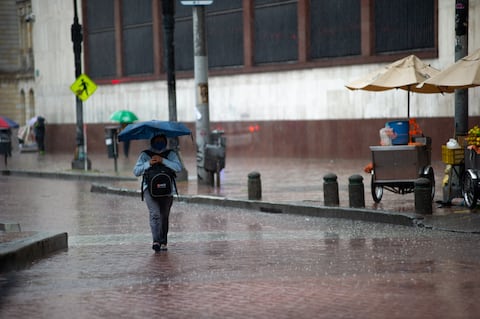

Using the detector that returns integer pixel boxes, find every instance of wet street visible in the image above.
[1,176,480,319]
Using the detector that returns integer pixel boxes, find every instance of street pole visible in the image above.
[443,0,469,203]
[193,5,213,185]
[71,0,91,170]
[454,0,468,138]
[162,0,188,181]
[162,0,177,123]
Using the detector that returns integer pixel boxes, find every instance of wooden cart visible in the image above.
[369,144,435,203]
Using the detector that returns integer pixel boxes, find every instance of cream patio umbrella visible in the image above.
[346,54,453,118]
[418,48,480,90]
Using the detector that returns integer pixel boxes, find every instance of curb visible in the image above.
[0,232,68,272]
[1,169,137,182]
[0,221,21,232]
[180,195,424,227]
[91,183,423,227]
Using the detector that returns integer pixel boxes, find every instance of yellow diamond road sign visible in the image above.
[70,74,97,101]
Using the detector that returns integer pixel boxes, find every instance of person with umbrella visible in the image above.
[119,120,191,251]
[133,133,182,252]
[110,110,138,158]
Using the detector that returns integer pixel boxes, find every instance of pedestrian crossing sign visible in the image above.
[70,74,97,101]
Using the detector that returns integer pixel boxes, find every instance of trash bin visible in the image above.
[204,144,226,172]
[204,130,226,172]
[0,129,12,154]
[0,129,12,165]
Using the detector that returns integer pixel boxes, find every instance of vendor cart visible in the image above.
[369,143,435,203]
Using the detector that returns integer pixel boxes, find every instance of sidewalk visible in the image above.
[1,151,480,271]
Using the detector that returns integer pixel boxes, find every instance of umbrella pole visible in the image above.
[407,87,410,119]
[407,87,411,143]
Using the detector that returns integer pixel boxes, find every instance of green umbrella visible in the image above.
[110,110,138,123]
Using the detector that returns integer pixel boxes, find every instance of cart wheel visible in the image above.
[423,167,435,201]
[463,171,478,209]
[371,174,383,203]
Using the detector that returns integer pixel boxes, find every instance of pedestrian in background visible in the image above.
[120,122,131,158]
[34,116,45,155]
[133,134,182,252]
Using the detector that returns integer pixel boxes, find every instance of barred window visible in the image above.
[174,4,193,71]
[175,1,243,71]
[310,0,361,59]
[254,1,298,64]
[375,0,435,53]
[86,0,116,78]
[122,0,153,76]
[207,0,243,68]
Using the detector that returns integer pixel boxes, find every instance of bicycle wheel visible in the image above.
[371,173,383,203]
[422,166,435,201]
[463,171,478,209]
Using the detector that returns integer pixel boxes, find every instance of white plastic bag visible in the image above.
[379,127,396,146]
[446,138,461,149]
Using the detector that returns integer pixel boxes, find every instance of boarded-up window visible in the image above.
[375,0,435,53]
[254,1,298,64]
[310,0,361,59]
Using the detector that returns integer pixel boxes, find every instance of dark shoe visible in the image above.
[160,244,168,251]
[152,242,161,252]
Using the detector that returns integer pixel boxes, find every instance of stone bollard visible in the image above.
[323,173,339,206]
[248,171,262,200]
[348,174,365,208]
[414,177,432,214]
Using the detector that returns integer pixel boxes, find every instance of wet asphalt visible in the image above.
[1,151,480,318]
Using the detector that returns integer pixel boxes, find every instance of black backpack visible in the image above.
[141,150,177,200]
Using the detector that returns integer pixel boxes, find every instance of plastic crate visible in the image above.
[441,145,464,164]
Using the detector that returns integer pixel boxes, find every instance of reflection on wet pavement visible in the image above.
[1,176,480,318]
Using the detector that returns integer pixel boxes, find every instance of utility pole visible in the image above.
[454,0,468,138]
[71,0,91,170]
[162,0,188,181]
[162,0,177,123]
[193,5,213,185]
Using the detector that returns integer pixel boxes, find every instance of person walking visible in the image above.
[120,122,131,158]
[34,116,46,155]
[133,134,182,252]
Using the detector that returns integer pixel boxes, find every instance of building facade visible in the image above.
[0,0,35,126]
[3,0,480,159]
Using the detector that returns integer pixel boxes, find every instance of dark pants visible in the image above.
[36,135,45,152]
[35,128,45,152]
[144,191,173,244]
[123,140,130,157]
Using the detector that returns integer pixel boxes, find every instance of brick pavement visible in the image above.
[1,172,480,319]
[1,203,479,318]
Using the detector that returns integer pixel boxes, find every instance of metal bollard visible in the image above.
[323,173,339,206]
[414,177,432,214]
[348,174,365,208]
[248,171,262,200]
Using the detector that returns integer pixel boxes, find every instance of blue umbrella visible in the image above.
[118,120,191,142]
